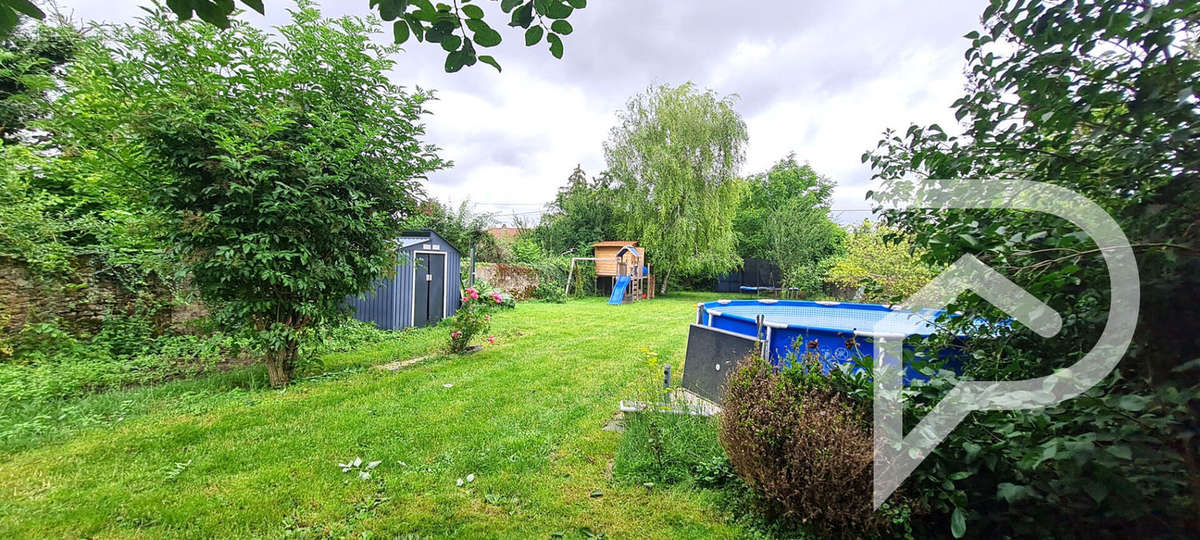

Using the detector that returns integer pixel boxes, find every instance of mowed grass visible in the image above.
[0,292,756,538]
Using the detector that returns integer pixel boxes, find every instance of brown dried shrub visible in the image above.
[719,354,895,538]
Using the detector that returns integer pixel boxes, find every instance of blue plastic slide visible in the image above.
[608,275,631,305]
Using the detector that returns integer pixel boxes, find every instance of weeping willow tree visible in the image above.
[604,83,747,294]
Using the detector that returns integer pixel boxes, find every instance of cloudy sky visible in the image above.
[56,0,984,224]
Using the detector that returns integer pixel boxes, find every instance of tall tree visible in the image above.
[73,4,446,386]
[734,153,844,291]
[605,83,747,294]
[532,165,617,256]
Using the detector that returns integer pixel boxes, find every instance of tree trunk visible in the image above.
[265,340,298,388]
[659,268,670,295]
[266,354,289,388]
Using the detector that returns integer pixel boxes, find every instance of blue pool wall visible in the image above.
[697,299,957,384]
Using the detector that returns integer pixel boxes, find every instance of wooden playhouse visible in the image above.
[565,241,654,304]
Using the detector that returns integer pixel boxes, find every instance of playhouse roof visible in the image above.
[592,241,639,247]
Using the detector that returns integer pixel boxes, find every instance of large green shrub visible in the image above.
[824,221,936,302]
[863,0,1199,536]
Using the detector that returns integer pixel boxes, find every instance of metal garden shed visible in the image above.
[346,229,462,330]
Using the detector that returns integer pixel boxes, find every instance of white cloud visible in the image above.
[55,0,984,224]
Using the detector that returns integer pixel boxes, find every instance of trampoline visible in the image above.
[694,299,957,384]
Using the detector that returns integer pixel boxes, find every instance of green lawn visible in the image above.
[0,292,760,538]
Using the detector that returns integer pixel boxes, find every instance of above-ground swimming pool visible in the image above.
[695,299,954,383]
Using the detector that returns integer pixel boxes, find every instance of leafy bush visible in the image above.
[530,257,571,302]
[824,221,936,302]
[307,318,401,356]
[860,1,1199,537]
[507,235,546,265]
[532,281,567,303]
[781,256,838,298]
[0,147,75,274]
[468,279,516,309]
[0,318,254,405]
[719,354,908,538]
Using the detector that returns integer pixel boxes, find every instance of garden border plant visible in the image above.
[448,286,504,353]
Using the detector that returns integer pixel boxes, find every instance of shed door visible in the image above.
[413,253,446,327]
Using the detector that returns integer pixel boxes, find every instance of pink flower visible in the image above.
[451,331,461,339]
[470,290,479,300]
[484,315,490,322]
[487,336,496,344]
[462,295,470,303]
[492,294,502,304]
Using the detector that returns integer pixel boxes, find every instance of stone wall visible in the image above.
[474,263,540,300]
[0,257,207,339]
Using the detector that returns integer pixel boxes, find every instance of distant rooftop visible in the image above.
[487,225,525,240]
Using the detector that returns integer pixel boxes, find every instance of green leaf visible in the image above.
[950,507,966,538]
[472,28,502,47]
[240,0,265,15]
[545,0,573,19]
[510,2,534,27]
[1083,481,1109,503]
[566,0,586,7]
[403,14,426,41]
[1105,444,1132,460]
[547,32,563,59]
[393,20,411,43]
[997,483,1032,503]
[461,4,484,19]
[192,1,232,28]
[0,6,18,35]
[524,25,543,45]
[949,470,973,481]
[378,0,408,21]
[1116,394,1148,411]
[550,20,573,35]
[444,51,465,72]
[7,0,44,19]
[479,55,501,72]
[440,33,462,52]
[500,0,522,12]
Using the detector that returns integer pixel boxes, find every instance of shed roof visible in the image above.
[395,229,462,255]
[398,237,427,249]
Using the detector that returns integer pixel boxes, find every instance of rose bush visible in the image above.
[448,287,503,353]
